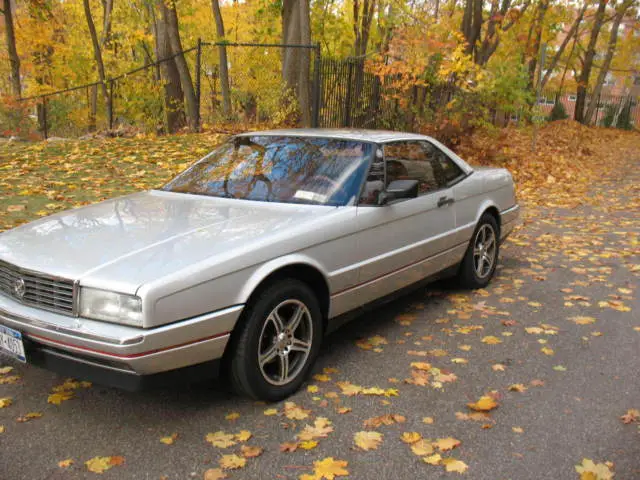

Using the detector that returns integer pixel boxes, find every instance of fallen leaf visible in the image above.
[16,412,42,423]
[467,395,499,412]
[160,433,178,445]
[235,430,252,442]
[410,439,434,456]
[442,458,469,473]
[263,408,278,416]
[400,432,422,444]
[0,366,14,374]
[433,437,461,452]
[512,426,524,433]
[481,336,503,345]
[570,316,596,325]
[48,391,74,405]
[205,431,237,448]
[541,347,554,355]
[620,408,639,424]
[85,456,123,474]
[423,453,442,465]
[225,412,240,421]
[280,441,299,453]
[284,401,311,420]
[509,384,527,393]
[299,440,319,450]
[240,445,263,458]
[219,454,246,470]
[354,431,383,451]
[297,417,333,441]
[422,416,434,424]
[58,459,73,468]
[203,468,228,480]
[575,458,614,480]
[0,398,13,408]
[312,457,349,479]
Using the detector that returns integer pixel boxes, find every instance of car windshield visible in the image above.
[162,136,373,206]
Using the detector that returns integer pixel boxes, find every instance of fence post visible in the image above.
[195,38,202,132]
[42,98,48,140]
[312,43,322,128]
[343,60,354,127]
[108,79,114,130]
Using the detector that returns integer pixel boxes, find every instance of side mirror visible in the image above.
[378,179,419,205]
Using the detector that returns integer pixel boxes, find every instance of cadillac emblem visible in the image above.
[13,277,26,299]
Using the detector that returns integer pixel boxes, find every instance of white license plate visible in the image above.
[0,324,26,362]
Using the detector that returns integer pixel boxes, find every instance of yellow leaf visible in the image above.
[160,433,178,445]
[508,384,527,393]
[312,457,349,479]
[354,431,383,451]
[442,458,469,473]
[219,454,246,470]
[205,431,237,448]
[284,401,310,420]
[512,426,524,433]
[16,412,43,422]
[48,391,74,405]
[263,408,278,416]
[225,412,240,421]
[337,407,351,414]
[297,417,333,441]
[423,453,442,465]
[433,437,461,452]
[235,430,252,442]
[422,416,434,424]
[0,397,13,408]
[203,468,228,480]
[410,439,434,456]
[467,395,499,412]
[58,459,73,468]
[575,458,614,480]
[298,440,319,450]
[541,347,554,355]
[481,336,502,345]
[0,366,14,374]
[492,363,506,371]
[313,374,331,382]
[400,432,422,444]
[85,456,123,474]
[570,316,596,325]
[411,362,432,371]
[307,385,319,393]
[0,425,4,433]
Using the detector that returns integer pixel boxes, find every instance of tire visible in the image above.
[457,213,500,289]
[228,279,323,401]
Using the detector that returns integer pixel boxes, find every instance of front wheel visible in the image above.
[457,214,500,289]
[228,279,323,401]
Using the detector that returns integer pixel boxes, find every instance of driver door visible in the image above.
[348,141,457,306]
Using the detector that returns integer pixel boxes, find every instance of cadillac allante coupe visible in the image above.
[0,129,519,401]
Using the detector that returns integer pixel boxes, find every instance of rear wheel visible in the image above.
[457,214,499,289]
[229,279,323,401]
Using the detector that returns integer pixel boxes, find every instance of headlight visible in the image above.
[79,288,143,327]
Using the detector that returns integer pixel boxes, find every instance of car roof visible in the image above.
[236,128,431,144]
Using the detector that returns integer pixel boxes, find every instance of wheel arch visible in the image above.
[475,201,501,236]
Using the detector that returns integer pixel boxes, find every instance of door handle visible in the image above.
[437,196,455,207]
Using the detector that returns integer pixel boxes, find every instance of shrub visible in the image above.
[548,100,568,121]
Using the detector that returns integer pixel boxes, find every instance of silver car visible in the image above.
[0,129,519,400]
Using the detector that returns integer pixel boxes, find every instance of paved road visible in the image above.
[1,162,638,480]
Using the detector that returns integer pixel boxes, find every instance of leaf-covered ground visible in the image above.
[0,122,639,479]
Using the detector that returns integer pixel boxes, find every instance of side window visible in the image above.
[421,141,465,186]
[383,141,439,195]
[358,150,385,205]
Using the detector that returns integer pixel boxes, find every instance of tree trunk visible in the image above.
[83,0,112,129]
[540,1,587,90]
[527,0,549,90]
[584,0,632,124]
[210,0,232,118]
[282,0,311,126]
[160,0,199,131]
[574,0,607,124]
[152,0,185,133]
[2,0,21,97]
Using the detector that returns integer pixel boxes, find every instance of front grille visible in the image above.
[0,260,75,316]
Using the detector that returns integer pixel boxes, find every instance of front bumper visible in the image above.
[0,294,243,383]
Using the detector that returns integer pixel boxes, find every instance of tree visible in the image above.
[2,0,21,97]
[282,0,311,125]
[461,0,531,65]
[353,0,375,58]
[158,0,198,131]
[574,0,607,124]
[526,0,550,89]
[584,0,634,124]
[210,0,232,118]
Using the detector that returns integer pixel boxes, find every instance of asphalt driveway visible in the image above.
[1,160,638,480]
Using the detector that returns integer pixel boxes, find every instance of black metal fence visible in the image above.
[9,43,639,139]
[15,41,321,138]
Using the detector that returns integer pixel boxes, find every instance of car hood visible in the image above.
[0,191,331,292]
